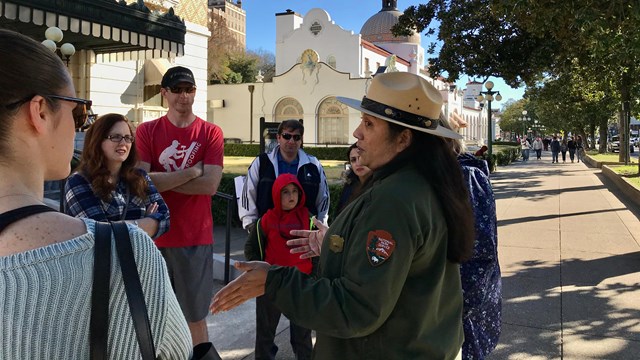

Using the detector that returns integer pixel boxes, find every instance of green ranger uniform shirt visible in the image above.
[265,163,464,359]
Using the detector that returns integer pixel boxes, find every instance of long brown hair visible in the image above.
[387,122,475,263]
[77,114,148,201]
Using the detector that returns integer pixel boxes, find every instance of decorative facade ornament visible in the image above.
[255,70,264,83]
[385,55,399,72]
[300,49,321,88]
[309,20,323,36]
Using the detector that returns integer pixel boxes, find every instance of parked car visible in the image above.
[607,135,635,153]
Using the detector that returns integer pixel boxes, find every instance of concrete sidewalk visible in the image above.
[490,156,640,359]
[205,155,640,359]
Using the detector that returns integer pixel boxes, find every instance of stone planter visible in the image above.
[601,165,640,208]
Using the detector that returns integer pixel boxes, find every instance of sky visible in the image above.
[240,0,525,105]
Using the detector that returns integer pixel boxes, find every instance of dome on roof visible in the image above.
[360,1,421,44]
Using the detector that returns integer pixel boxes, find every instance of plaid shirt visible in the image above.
[63,170,170,239]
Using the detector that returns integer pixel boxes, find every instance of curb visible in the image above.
[212,254,243,282]
[584,154,637,169]
[601,165,640,208]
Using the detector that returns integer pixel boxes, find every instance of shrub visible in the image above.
[223,143,348,160]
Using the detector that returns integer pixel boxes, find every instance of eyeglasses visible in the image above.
[105,134,135,144]
[281,133,302,141]
[168,86,196,94]
[3,94,92,130]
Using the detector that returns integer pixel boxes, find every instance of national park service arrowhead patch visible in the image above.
[366,230,396,266]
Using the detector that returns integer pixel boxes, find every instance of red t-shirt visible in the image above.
[135,115,224,247]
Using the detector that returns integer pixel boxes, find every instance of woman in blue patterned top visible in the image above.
[64,113,169,238]
[446,115,502,360]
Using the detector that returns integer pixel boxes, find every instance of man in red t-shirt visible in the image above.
[135,66,223,346]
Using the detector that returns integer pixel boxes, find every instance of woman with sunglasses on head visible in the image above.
[0,29,191,358]
[64,113,169,239]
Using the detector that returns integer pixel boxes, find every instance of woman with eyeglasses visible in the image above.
[0,30,191,358]
[64,113,169,239]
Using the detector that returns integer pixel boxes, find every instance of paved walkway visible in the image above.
[489,155,640,359]
[206,153,640,359]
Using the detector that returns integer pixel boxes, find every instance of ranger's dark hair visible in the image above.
[0,29,70,161]
[387,122,475,263]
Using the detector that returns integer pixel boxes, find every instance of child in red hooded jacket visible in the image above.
[244,173,313,359]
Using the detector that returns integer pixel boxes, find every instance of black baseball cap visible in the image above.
[161,66,195,88]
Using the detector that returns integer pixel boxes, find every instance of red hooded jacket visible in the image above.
[250,173,312,274]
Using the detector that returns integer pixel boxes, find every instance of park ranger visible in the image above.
[211,72,475,360]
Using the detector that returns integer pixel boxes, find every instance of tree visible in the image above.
[391,0,557,86]
[208,12,242,84]
[394,0,640,163]
[248,48,276,82]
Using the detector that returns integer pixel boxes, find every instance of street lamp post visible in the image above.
[520,110,530,139]
[248,85,255,143]
[476,81,502,156]
[41,26,75,66]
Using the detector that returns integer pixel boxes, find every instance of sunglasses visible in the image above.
[281,133,302,141]
[105,134,135,144]
[47,95,93,130]
[168,86,196,94]
[4,94,92,130]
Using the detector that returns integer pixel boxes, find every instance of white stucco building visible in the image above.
[1,0,210,129]
[208,1,494,146]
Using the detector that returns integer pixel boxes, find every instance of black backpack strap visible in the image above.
[111,221,156,360]
[0,205,56,233]
[90,221,112,360]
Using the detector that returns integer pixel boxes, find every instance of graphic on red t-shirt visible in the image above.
[159,140,201,172]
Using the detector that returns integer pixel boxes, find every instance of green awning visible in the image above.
[0,0,186,57]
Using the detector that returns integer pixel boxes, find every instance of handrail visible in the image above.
[213,191,234,284]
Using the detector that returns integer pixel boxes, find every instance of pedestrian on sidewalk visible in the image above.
[244,174,314,360]
[560,138,568,163]
[532,137,543,160]
[239,119,330,233]
[567,137,576,162]
[542,137,550,151]
[521,136,531,161]
[443,120,502,360]
[136,66,225,346]
[474,145,489,157]
[576,135,584,163]
[550,135,561,163]
[211,72,475,359]
[64,113,170,239]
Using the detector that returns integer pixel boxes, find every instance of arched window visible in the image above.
[274,97,304,122]
[317,97,349,144]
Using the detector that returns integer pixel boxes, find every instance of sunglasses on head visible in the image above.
[4,94,92,130]
[47,95,93,130]
[281,133,302,141]
[168,86,196,94]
